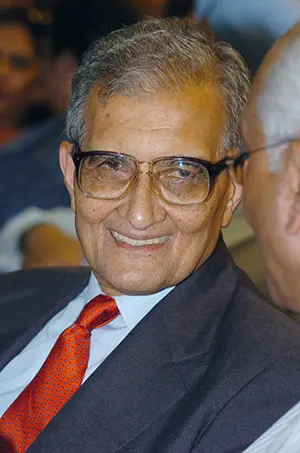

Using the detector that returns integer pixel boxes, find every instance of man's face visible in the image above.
[243,111,300,310]
[242,113,276,237]
[61,85,241,296]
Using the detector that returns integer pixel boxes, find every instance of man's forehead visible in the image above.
[85,85,225,150]
[87,93,191,131]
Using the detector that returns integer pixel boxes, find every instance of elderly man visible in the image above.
[1,18,300,453]
[238,22,300,453]
[242,22,300,314]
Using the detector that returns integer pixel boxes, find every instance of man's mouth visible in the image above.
[111,231,170,247]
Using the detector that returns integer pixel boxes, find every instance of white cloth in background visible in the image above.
[0,207,76,272]
[243,400,300,452]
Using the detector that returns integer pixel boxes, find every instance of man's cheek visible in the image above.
[74,196,105,224]
[172,210,210,234]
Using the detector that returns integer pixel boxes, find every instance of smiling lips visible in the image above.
[111,231,170,247]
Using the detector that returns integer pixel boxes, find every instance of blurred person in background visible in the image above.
[0,8,50,145]
[242,22,300,317]
[0,6,76,271]
[0,0,138,272]
[240,22,300,453]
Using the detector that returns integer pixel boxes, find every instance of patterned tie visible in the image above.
[0,294,119,453]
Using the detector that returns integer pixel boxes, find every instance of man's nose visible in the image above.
[117,173,166,230]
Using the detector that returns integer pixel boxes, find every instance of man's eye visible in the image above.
[167,167,197,180]
[84,156,122,171]
[102,157,123,171]
[176,168,194,179]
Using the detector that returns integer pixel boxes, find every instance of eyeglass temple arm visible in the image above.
[214,149,253,173]
[225,137,297,170]
[206,154,247,175]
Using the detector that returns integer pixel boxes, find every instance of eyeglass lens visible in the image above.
[78,153,211,205]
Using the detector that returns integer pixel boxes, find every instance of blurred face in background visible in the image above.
[0,21,41,128]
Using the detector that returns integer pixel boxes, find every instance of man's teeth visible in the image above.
[112,231,169,246]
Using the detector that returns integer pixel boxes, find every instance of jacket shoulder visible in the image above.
[225,268,300,361]
[0,267,90,302]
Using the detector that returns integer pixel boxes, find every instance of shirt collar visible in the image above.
[85,272,174,329]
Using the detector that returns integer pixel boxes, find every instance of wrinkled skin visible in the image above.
[61,87,242,296]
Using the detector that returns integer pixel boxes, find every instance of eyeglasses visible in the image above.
[72,145,248,206]
[71,138,297,205]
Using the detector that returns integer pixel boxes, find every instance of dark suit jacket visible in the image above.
[1,241,300,453]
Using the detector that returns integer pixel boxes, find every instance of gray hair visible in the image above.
[257,35,300,173]
[66,18,250,153]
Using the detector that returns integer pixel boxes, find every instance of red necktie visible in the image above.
[0,294,119,453]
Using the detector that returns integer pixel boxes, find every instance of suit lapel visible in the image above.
[0,267,90,372]
[161,240,238,389]
[29,240,238,453]
[31,303,187,452]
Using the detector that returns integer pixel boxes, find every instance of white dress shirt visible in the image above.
[0,273,173,417]
[244,401,300,453]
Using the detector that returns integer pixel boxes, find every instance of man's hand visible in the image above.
[22,224,84,269]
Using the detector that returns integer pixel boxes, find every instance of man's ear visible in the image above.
[285,141,300,235]
[221,172,243,228]
[60,141,76,212]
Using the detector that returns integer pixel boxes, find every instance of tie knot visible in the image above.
[75,294,119,332]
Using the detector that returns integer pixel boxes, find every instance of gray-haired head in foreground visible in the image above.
[66,18,250,153]
[257,35,300,173]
